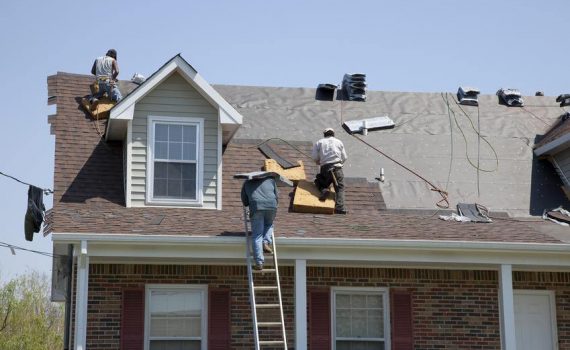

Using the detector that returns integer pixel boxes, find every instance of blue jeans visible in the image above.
[91,80,122,102]
[250,210,276,265]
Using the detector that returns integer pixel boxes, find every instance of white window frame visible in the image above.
[146,115,204,206]
[144,284,208,350]
[331,287,390,350]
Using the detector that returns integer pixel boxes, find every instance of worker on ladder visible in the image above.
[312,127,349,214]
[241,176,279,271]
[89,49,122,106]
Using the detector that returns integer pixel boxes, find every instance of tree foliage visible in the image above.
[0,271,64,350]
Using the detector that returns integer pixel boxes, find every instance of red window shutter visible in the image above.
[390,290,414,350]
[121,288,145,350]
[208,289,231,350]
[309,288,331,350]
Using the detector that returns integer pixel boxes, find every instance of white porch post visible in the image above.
[74,240,89,350]
[499,264,516,350]
[295,259,307,350]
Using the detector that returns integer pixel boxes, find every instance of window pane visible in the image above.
[169,125,183,142]
[367,295,382,308]
[182,142,196,161]
[149,340,200,350]
[351,295,366,308]
[167,179,181,197]
[337,294,350,308]
[181,164,196,180]
[336,309,351,337]
[155,141,168,159]
[149,290,203,341]
[368,314,383,338]
[352,310,367,337]
[154,179,167,197]
[155,124,168,142]
[167,163,182,180]
[182,180,196,199]
[183,125,196,143]
[169,142,183,160]
[154,162,168,179]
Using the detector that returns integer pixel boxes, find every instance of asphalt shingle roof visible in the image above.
[46,72,568,244]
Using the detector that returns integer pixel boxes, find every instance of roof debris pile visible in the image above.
[497,88,524,106]
[556,94,570,107]
[457,86,480,106]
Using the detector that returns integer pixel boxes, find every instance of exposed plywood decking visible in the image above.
[264,159,306,181]
[293,180,335,214]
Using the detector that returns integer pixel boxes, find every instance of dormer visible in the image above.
[105,55,243,209]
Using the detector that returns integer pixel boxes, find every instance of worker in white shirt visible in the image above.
[312,128,348,214]
[89,49,122,104]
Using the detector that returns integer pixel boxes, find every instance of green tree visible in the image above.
[0,271,64,350]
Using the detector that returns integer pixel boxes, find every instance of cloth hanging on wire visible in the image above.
[24,185,45,241]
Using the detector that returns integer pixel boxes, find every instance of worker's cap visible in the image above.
[106,49,117,59]
[323,128,334,134]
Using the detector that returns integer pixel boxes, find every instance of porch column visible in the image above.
[295,259,307,350]
[499,264,516,350]
[74,241,89,350]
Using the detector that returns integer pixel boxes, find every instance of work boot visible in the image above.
[319,189,330,201]
[263,242,273,254]
[334,208,348,215]
[253,263,263,271]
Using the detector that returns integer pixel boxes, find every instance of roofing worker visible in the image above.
[312,128,348,214]
[241,176,278,271]
[89,49,122,104]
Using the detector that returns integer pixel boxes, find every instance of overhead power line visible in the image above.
[0,171,53,195]
[0,241,60,258]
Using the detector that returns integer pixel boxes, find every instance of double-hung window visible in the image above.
[148,116,203,205]
[333,288,389,350]
[145,285,207,350]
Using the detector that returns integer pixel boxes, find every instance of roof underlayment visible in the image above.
[213,85,570,217]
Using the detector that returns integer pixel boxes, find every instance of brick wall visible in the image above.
[308,267,501,350]
[81,264,294,350]
[72,265,570,350]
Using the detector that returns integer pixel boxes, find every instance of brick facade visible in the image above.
[72,265,570,349]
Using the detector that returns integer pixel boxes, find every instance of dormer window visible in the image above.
[147,116,204,206]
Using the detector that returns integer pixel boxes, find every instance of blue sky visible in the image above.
[0,0,568,282]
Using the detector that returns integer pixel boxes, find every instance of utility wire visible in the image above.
[0,241,61,258]
[0,171,53,195]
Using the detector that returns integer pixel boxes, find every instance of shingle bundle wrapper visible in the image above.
[497,88,524,107]
[556,94,570,107]
[457,86,480,106]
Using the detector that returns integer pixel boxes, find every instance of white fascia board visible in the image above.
[534,133,570,156]
[52,233,570,268]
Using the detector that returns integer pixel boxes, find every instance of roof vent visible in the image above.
[342,73,367,102]
[497,88,524,107]
[535,91,544,96]
[457,86,480,106]
[556,94,570,107]
[316,83,337,101]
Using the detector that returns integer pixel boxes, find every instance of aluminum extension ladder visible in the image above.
[243,206,288,349]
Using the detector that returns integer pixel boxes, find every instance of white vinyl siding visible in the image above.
[332,288,390,350]
[130,72,219,208]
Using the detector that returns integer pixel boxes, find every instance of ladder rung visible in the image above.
[253,268,276,273]
[259,340,285,345]
[256,303,280,309]
[254,286,278,291]
[258,322,282,327]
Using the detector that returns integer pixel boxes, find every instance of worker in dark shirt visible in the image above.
[241,177,278,270]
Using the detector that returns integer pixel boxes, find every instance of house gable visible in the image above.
[129,72,219,208]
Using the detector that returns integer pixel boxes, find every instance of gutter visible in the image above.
[52,232,570,253]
